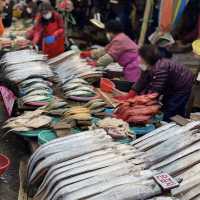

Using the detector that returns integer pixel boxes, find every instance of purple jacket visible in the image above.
[105,33,141,83]
[133,59,194,95]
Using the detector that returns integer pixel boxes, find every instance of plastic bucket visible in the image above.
[0,154,10,176]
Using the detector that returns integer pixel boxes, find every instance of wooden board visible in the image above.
[170,115,190,126]
[96,88,118,108]
[18,160,32,200]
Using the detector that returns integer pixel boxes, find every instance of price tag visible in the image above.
[153,173,179,190]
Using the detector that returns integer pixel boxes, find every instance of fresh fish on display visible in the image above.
[131,123,176,146]
[176,163,200,181]
[39,155,136,200]
[51,52,102,90]
[4,62,53,83]
[17,77,53,105]
[27,130,109,177]
[87,180,161,200]
[21,95,52,104]
[180,185,200,200]
[144,130,200,166]
[67,78,88,85]
[3,112,51,129]
[36,146,135,194]
[44,100,68,111]
[23,89,51,97]
[19,86,52,96]
[52,176,154,200]
[65,90,95,97]
[62,83,84,91]
[37,160,135,198]
[0,49,47,65]
[65,86,95,96]
[48,50,76,65]
[19,79,52,88]
[151,140,200,171]
[61,77,96,100]
[28,135,113,183]
[26,121,200,200]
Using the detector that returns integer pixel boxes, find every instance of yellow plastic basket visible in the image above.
[192,39,200,56]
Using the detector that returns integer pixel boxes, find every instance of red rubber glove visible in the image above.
[80,50,92,58]
[128,90,137,98]
[87,60,97,67]
[114,90,137,101]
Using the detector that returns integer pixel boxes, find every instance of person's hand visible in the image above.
[44,35,56,45]
[80,50,92,58]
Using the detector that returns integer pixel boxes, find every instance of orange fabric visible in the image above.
[0,17,5,36]
[159,0,174,32]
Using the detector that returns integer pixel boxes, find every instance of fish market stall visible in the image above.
[1,48,199,200]
[1,50,53,108]
[24,121,200,200]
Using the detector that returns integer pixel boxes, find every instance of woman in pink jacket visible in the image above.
[81,20,141,83]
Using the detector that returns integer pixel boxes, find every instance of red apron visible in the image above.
[42,21,64,58]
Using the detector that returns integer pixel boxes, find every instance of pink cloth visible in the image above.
[105,33,141,83]
[0,86,16,117]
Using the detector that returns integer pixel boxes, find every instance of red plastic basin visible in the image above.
[100,78,116,93]
[0,154,10,176]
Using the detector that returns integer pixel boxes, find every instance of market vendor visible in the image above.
[2,0,14,28]
[26,2,65,58]
[80,20,141,83]
[129,45,194,121]
[23,0,38,20]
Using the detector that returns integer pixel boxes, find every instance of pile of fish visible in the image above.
[62,99,106,130]
[1,49,47,65]
[43,98,69,116]
[52,53,103,84]
[93,117,132,139]
[50,52,102,100]
[62,78,97,100]
[27,121,200,200]
[3,109,52,133]
[114,93,161,124]
[18,78,53,106]
[0,50,54,106]
[0,50,51,83]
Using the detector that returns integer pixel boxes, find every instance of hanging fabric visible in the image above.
[172,0,190,27]
[159,0,174,32]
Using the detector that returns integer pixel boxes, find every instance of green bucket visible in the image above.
[38,130,57,145]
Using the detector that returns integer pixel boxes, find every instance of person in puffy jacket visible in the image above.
[131,45,194,121]
[80,20,141,83]
[26,2,65,58]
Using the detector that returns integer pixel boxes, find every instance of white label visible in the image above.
[154,173,179,190]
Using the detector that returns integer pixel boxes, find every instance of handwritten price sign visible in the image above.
[154,173,179,190]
